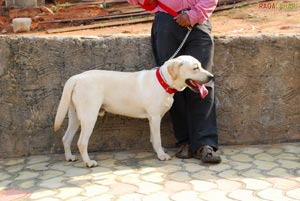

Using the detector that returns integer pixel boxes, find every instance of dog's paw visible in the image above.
[66,155,78,162]
[158,153,172,161]
[86,160,98,168]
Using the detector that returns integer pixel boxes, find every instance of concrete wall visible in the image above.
[0,34,300,157]
[214,35,300,144]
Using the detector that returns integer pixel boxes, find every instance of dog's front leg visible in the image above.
[148,116,171,161]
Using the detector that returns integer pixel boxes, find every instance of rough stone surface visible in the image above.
[0,35,300,157]
[214,35,300,145]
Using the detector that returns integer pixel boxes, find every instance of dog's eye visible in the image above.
[193,66,200,71]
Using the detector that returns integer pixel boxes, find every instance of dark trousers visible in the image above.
[151,12,218,152]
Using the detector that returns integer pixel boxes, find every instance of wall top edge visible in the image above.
[0,33,300,40]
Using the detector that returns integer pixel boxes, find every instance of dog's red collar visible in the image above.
[156,68,177,94]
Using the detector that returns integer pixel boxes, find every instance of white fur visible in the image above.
[54,55,213,167]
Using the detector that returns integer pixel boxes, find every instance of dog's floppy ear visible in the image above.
[167,59,183,80]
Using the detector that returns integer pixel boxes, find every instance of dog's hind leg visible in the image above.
[63,104,80,162]
[77,113,99,168]
[148,116,171,161]
[76,101,101,168]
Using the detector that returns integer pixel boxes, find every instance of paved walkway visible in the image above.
[1,143,300,201]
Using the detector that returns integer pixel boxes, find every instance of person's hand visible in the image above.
[174,13,191,28]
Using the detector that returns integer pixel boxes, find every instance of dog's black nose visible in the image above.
[208,75,214,81]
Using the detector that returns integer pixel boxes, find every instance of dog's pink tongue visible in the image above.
[197,83,208,99]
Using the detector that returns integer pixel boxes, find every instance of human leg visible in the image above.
[151,12,191,146]
[183,21,221,163]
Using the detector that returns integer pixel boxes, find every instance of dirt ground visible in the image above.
[1,0,300,36]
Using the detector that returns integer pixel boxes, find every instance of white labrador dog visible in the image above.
[54,55,213,167]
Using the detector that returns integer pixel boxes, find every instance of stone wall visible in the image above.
[0,35,299,157]
[214,35,300,144]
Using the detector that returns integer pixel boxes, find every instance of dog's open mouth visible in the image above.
[186,79,208,99]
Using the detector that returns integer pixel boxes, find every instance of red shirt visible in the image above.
[128,0,218,26]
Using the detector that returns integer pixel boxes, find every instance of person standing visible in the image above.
[128,0,221,163]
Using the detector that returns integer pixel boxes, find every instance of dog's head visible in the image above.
[164,55,214,95]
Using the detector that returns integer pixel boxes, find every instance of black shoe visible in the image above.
[194,145,222,164]
[175,144,192,159]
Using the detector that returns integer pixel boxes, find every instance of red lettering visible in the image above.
[271,3,275,9]
[258,2,276,9]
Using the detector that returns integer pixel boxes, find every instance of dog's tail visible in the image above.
[54,77,77,132]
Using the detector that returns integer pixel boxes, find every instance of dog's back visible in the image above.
[54,69,170,128]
